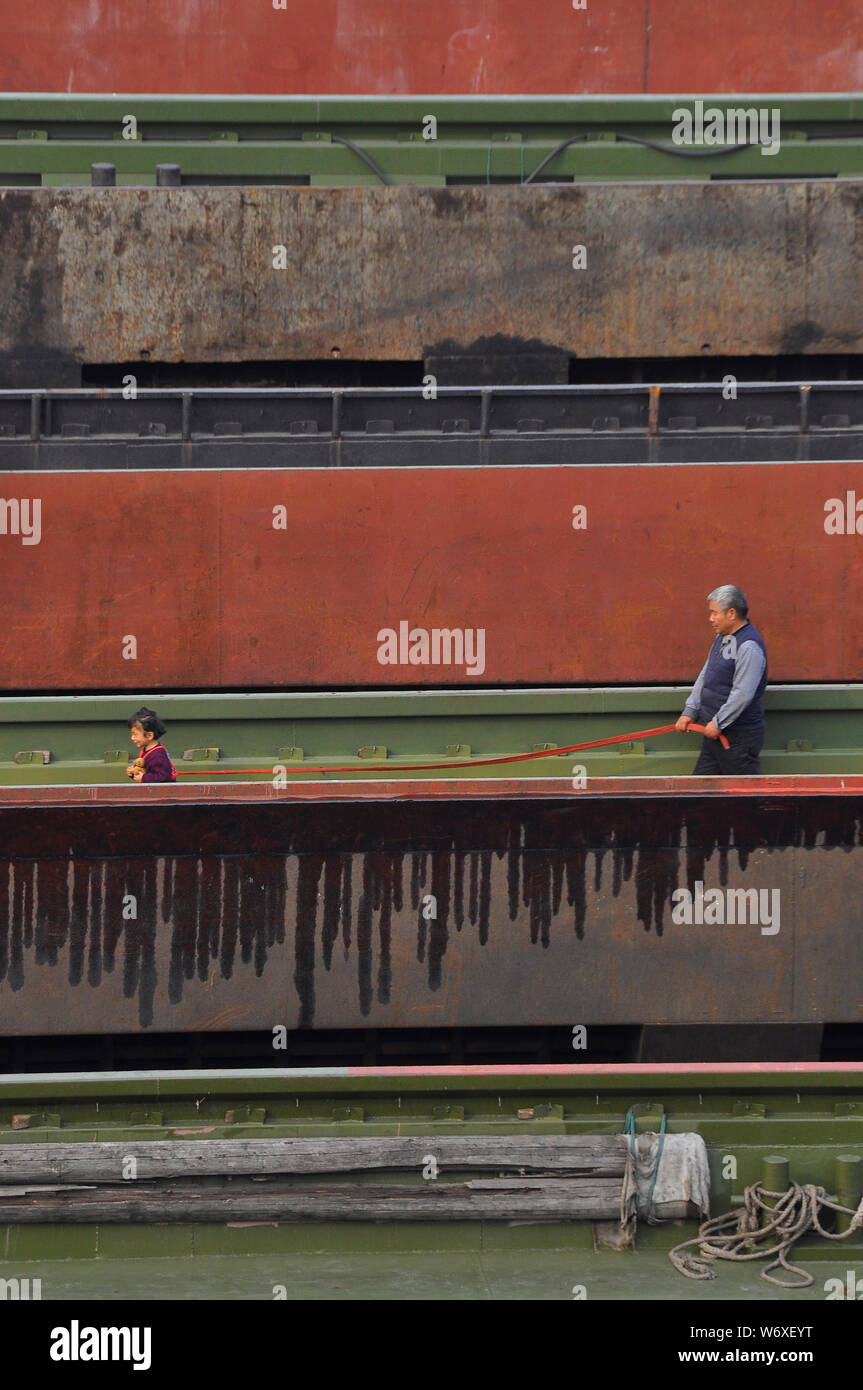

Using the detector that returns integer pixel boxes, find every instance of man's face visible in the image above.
[708,600,739,636]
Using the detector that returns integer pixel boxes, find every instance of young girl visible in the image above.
[126,707,178,783]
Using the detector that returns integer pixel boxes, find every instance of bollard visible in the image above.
[156,163,182,187]
[90,162,116,187]
[835,1154,862,1234]
[760,1155,790,1226]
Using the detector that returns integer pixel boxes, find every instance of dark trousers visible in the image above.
[692,721,765,776]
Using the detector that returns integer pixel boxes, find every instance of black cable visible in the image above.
[331,134,393,186]
[522,133,589,182]
[309,126,814,189]
[524,131,761,184]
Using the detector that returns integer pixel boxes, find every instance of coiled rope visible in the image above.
[670,1180,863,1288]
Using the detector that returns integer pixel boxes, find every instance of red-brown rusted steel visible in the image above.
[2,1,862,93]
[3,777,862,806]
[2,464,862,688]
[1,780,860,1035]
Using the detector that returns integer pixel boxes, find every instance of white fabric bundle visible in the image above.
[621,1132,711,1227]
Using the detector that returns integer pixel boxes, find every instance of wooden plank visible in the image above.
[0,1135,627,1184]
[0,1177,623,1223]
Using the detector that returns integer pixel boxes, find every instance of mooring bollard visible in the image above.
[835,1154,862,1233]
[90,162,116,187]
[760,1154,790,1226]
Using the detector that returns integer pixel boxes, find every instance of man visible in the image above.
[676,585,767,775]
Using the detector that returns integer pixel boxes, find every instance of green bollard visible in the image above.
[761,1155,790,1227]
[834,1155,863,1234]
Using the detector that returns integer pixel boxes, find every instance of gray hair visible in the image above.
[708,584,748,617]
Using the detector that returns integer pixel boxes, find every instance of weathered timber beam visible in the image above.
[0,1177,624,1223]
[0,1136,627,1183]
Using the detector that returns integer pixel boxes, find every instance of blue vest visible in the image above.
[699,621,767,729]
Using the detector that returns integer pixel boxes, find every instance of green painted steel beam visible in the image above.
[0,141,855,183]
[1,94,862,183]
[4,751,863,784]
[0,686,860,783]
[0,139,858,180]
[2,686,861,722]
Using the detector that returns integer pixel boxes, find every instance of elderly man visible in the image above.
[676,585,768,775]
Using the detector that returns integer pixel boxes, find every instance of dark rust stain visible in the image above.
[0,794,860,1027]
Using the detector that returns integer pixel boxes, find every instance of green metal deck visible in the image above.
[0,1066,860,1298]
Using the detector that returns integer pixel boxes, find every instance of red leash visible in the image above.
[174,722,729,777]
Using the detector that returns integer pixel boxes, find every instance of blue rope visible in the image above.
[623,1107,667,1220]
[623,1107,639,1215]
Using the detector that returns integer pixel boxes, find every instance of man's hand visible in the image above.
[703,720,721,741]
[676,715,693,732]
[131,768,145,782]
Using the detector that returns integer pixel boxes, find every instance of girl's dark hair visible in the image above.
[128,706,166,738]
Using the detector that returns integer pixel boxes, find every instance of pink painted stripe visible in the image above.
[348,1062,863,1076]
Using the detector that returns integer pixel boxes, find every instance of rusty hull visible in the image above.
[1,780,861,1035]
[2,463,862,688]
[4,1,863,94]
[2,183,863,383]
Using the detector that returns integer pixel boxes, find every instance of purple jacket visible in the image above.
[140,744,177,783]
